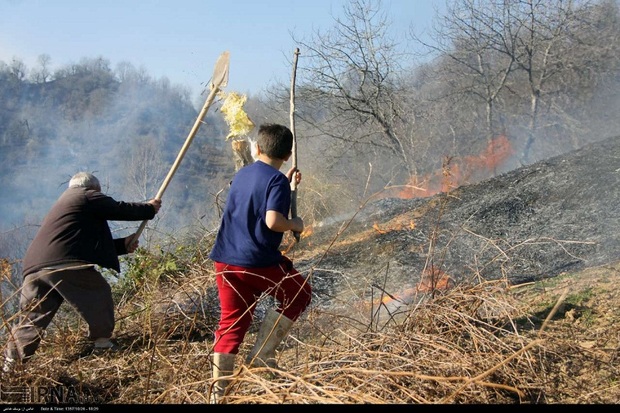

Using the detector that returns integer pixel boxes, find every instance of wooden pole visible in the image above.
[290,47,301,242]
[132,51,230,243]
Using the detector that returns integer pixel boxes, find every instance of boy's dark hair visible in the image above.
[257,124,293,160]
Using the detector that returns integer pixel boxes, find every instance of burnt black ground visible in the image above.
[295,135,620,304]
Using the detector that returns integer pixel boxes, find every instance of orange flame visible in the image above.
[281,224,316,254]
[370,266,454,310]
[380,287,416,304]
[415,266,453,293]
[397,135,513,199]
[301,225,314,237]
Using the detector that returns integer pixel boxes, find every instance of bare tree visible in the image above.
[414,0,518,171]
[496,0,620,162]
[8,57,27,82]
[30,54,52,84]
[118,135,167,244]
[122,136,165,201]
[115,61,137,83]
[415,0,619,165]
[539,0,620,145]
[294,0,415,186]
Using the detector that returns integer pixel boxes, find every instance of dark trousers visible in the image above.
[4,266,114,362]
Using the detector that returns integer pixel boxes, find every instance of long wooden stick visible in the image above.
[132,51,230,243]
[290,47,301,242]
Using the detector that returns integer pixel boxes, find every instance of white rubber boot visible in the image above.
[210,352,236,404]
[245,309,294,369]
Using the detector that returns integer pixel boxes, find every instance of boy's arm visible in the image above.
[265,210,304,233]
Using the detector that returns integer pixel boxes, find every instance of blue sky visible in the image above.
[0,0,443,99]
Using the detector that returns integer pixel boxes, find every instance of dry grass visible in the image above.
[2,256,619,404]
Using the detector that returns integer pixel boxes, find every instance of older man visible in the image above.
[3,172,161,372]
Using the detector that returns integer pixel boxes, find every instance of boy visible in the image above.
[208,123,312,403]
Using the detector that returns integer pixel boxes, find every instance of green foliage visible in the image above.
[113,245,187,299]
[564,289,594,307]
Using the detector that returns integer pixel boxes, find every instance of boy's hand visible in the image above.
[286,167,301,187]
[290,216,304,233]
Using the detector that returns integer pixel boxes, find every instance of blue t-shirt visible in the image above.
[209,160,291,268]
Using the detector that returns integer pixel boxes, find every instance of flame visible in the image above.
[281,224,315,254]
[375,266,453,308]
[397,135,514,199]
[302,225,314,237]
[380,287,416,304]
[416,266,453,293]
[363,266,453,312]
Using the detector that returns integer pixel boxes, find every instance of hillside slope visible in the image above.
[296,134,620,305]
[2,135,620,405]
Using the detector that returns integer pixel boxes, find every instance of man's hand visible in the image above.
[124,233,139,253]
[148,198,162,213]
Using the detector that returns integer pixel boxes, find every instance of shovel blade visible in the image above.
[211,50,230,90]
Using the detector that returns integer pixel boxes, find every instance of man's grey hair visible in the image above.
[68,172,101,191]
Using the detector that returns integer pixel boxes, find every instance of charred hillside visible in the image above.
[297,135,620,302]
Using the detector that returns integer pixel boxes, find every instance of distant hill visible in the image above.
[0,63,234,252]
